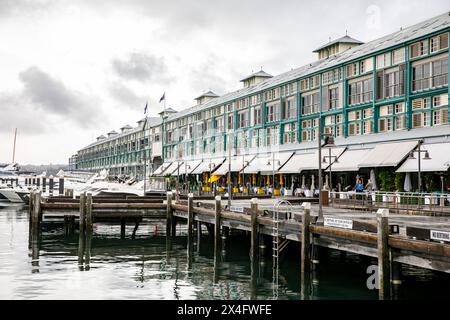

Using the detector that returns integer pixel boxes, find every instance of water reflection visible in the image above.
[0,204,449,300]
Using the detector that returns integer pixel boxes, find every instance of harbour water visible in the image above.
[0,203,449,300]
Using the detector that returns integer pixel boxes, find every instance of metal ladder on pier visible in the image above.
[272,199,292,299]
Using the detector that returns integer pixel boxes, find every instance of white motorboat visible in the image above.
[0,186,29,203]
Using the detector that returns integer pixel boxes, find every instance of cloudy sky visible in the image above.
[0,0,449,165]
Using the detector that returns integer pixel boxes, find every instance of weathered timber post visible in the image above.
[187,193,194,237]
[300,202,312,300]
[250,198,259,262]
[214,196,222,260]
[59,177,64,195]
[166,192,173,237]
[85,224,92,271]
[250,198,259,300]
[187,193,194,269]
[28,190,34,216]
[120,218,126,239]
[31,191,42,239]
[86,192,93,233]
[42,177,47,193]
[377,208,390,300]
[391,260,402,299]
[171,192,177,236]
[196,221,202,253]
[64,216,69,236]
[78,193,86,269]
[49,175,54,197]
[301,202,311,274]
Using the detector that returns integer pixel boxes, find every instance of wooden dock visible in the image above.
[27,190,450,299]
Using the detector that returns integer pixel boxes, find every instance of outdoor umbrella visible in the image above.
[301,175,306,189]
[404,172,412,192]
[311,175,315,191]
[370,169,377,190]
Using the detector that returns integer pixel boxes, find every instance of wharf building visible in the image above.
[74,12,450,193]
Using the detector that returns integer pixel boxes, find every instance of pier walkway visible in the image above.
[27,191,450,299]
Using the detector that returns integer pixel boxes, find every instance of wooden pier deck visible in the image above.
[27,190,450,299]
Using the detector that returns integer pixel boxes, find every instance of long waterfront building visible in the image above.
[75,12,450,190]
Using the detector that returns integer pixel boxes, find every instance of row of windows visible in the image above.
[163,33,449,129]
[165,93,448,142]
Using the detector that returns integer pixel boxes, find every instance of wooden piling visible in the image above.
[391,260,402,298]
[196,221,202,253]
[377,208,390,300]
[86,193,93,232]
[214,196,221,258]
[250,198,259,262]
[187,193,194,237]
[301,202,311,275]
[31,191,41,238]
[78,193,86,268]
[121,218,126,239]
[59,177,64,195]
[49,176,54,196]
[166,192,173,237]
[28,190,34,216]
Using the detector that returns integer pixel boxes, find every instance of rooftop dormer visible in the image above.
[120,124,133,133]
[195,90,219,105]
[107,130,118,137]
[96,135,106,141]
[313,34,364,60]
[158,107,178,119]
[240,70,272,88]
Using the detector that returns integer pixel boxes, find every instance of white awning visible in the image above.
[162,162,183,176]
[191,158,226,175]
[244,152,294,175]
[358,140,418,168]
[329,148,374,172]
[279,147,346,174]
[213,155,255,176]
[396,142,450,173]
[152,162,172,176]
[173,160,203,176]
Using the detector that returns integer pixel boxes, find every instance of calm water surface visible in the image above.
[0,203,449,300]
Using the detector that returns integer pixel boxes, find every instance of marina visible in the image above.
[1,3,450,304]
[19,185,450,299]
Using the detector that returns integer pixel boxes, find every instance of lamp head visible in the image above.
[423,150,431,160]
[408,151,416,160]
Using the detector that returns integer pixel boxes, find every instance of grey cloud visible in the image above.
[0,0,53,18]
[108,82,151,109]
[112,53,174,84]
[0,93,49,134]
[0,66,105,133]
[18,66,104,128]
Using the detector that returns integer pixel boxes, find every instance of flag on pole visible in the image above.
[144,102,148,115]
[159,93,165,103]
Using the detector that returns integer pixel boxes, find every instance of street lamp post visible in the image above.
[317,130,335,223]
[407,140,431,193]
[267,152,280,197]
[322,147,338,205]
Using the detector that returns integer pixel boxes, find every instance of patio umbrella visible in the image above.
[324,175,329,190]
[370,169,377,190]
[301,175,306,189]
[404,172,412,192]
[310,175,315,191]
